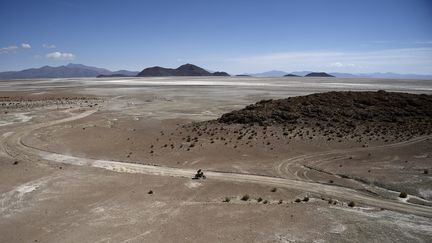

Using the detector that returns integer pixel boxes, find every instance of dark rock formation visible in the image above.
[212,71,230,76]
[217,91,432,136]
[284,74,300,77]
[137,64,229,77]
[305,72,334,77]
[176,64,211,76]
[97,74,131,78]
[137,66,177,77]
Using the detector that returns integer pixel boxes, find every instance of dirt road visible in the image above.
[1,108,431,218]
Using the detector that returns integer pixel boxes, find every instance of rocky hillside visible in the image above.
[218,91,432,137]
[137,64,229,77]
[305,72,334,77]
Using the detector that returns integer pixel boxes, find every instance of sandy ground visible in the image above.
[0,77,431,242]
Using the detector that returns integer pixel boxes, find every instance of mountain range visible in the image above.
[0,63,138,79]
[246,70,432,79]
[0,64,431,80]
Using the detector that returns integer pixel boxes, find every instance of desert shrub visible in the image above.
[294,198,301,203]
[271,187,277,192]
[302,197,309,202]
[263,200,268,204]
[424,169,429,175]
[148,190,153,194]
[348,201,355,207]
[241,194,250,201]
[223,197,230,202]
[257,197,263,202]
[399,192,408,198]
[278,200,283,204]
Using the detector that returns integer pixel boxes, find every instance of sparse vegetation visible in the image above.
[399,192,408,198]
[223,197,230,202]
[271,187,277,192]
[148,190,153,194]
[241,194,250,201]
[348,201,355,207]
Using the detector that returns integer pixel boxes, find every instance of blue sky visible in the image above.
[1,0,432,74]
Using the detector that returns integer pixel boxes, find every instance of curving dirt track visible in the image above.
[273,136,432,187]
[1,108,432,218]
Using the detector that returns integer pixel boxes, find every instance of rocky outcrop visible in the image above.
[217,91,432,136]
[305,72,334,77]
[137,64,229,77]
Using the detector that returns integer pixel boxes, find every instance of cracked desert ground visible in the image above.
[1,77,432,243]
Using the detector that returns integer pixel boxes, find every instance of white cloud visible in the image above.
[46,51,75,60]
[328,62,357,68]
[42,43,56,49]
[1,43,31,54]
[0,45,18,54]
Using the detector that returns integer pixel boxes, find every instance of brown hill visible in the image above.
[217,91,432,137]
[137,64,229,77]
[305,72,334,77]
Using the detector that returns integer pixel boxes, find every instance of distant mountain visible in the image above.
[0,63,139,80]
[2,64,430,80]
[212,71,230,76]
[112,70,140,76]
[245,70,432,80]
[244,70,288,77]
[97,74,131,78]
[287,71,431,79]
[136,66,175,77]
[291,71,313,77]
[305,72,335,77]
[328,72,360,78]
[284,74,300,77]
[137,64,229,77]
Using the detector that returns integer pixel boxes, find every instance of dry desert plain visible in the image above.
[0,76,432,242]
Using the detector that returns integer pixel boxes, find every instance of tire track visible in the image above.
[1,109,431,217]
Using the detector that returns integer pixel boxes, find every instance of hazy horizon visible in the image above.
[1,0,432,74]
